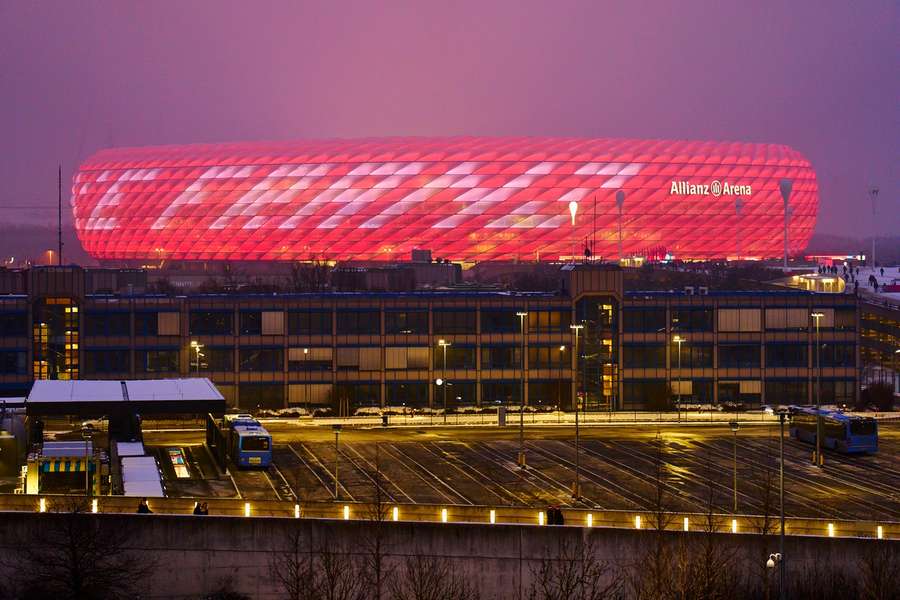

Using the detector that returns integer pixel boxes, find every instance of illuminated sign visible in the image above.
[670,180,752,197]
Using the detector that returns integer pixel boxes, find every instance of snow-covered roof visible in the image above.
[116,441,146,457]
[121,455,164,497]
[26,378,224,407]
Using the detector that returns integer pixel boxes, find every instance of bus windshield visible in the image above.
[850,420,876,436]
[241,436,270,451]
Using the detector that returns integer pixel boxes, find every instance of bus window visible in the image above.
[850,420,876,436]
[241,436,270,451]
[824,419,846,440]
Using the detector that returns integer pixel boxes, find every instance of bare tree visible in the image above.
[858,542,899,600]
[361,442,393,600]
[526,537,622,600]
[391,553,480,600]
[10,498,157,600]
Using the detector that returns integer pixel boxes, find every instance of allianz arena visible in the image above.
[71,137,817,262]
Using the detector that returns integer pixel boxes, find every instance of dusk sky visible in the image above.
[1,0,896,238]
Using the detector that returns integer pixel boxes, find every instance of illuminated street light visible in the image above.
[333,424,342,500]
[190,340,204,374]
[568,201,578,263]
[811,312,824,466]
[779,179,793,269]
[438,339,451,423]
[516,312,528,468]
[570,323,585,498]
[729,420,740,512]
[673,335,686,422]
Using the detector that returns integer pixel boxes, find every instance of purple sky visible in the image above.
[1,1,896,238]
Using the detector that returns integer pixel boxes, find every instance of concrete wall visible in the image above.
[0,511,893,599]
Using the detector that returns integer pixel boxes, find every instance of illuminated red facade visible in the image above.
[72,137,817,262]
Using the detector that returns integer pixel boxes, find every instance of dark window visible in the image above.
[136,349,178,373]
[622,307,666,333]
[834,308,856,331]
[385,310,428,334]
[239,348,283,371]
[432,381,477,409]
[335,383,380,412]
[528,310,571,333]
[482,381,521,405]
[528,345,568,369]
[434,346,476,369]
[818,343,855,368]
[623,380,670,410]
[850,420,876,436]
[718,344,760,368]
[336,309,380,335]
[135,313,158,336]
[766,344,808,368]
[238,383,284,410]
[385,382,428,407]
[433,310,476,335]
[240,311,262,335]
[241,436,270,451]
[481,346,521,369]
[622,344,666,368]
[0,351,27,374]
[671,308,713,332]
[672,380,714,403]
[84,349,130,374]
[0,313,27,337]
[190,311,233,335]
[765,380,808,403]
[528,381,570,407]
[481,310,519,333]
[84,312,130,336]
[819,379,854,405]
[201,347,234,371]
[287,310,333,335]
[670,343,713,368]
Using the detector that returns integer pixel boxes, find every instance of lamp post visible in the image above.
[438,339,451,423]
[869,186,879,269]
[569,201,578,263]
[333,424,342,500]
[616,191,625,262]
[894,349,900,396]
[570,323,584,498]
[729,420,740,512]
[81,423,92,496]
[779,179,793,270]
[517,311,528,468]
[673,335,686,421]
[735,197,744,261]
[190,340,204,374]
[778,410,787,599]
[811,312,824,466]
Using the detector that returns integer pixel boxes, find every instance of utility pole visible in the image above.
[616,191,625,261]
[869,186,879,269]
[778,411,786,600]
[438,340,450,424]
[333,424,342,500]
[779,179,792,270]
[517,311,528,468]
[811,312,824,466]
[570,323,584,498]
[729,420,740,512]
[58,165,63,265]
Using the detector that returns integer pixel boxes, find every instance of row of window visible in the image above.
[622,343,856,369]
[621,379,855,409]
[623,307,856,333]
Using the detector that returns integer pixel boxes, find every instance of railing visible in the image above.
[9,494,895,540]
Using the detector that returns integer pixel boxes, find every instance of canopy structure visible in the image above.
[25,378,226,417]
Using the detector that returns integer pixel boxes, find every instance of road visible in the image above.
[142,420,900,520]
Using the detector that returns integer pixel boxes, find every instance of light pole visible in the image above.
[673,335,686,421]
[735,196,744,260]
[616,190,625,262]
[81,423,92,496]
[811,312,824,466]
[569,200,578,263]
[894,349,900,396]
[869,186,879,269]
[570,323,584,499]
[778,410,787,599]
[438,339,451,423]
[729,420,740,512]
[779,179,793,270]
[517,311,528,468]
[190,340,204,374]
[333,424,342,500]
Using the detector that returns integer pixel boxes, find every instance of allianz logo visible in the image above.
[669,180,752,197]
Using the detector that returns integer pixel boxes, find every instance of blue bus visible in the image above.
[789,408,878,454]
[207,413,273,468]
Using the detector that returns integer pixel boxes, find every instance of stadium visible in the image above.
[71,137,818,263]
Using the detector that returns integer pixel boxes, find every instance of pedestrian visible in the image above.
[555,507,565,525]
[854,281,859,295]
[880,267,884,277]
[200,502,209,515]
[193,502,204,515]
[137,498,152,514]
[546,506,554,525]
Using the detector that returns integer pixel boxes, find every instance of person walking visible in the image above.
[193,502,204,515]
[137,498,152,514]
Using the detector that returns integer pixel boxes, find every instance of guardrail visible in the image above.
[7,494,894,541]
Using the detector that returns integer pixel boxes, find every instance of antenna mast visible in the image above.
[58,165,63,265]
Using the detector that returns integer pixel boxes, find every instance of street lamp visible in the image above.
[81,423,92,496]
[729,420,740,512]
[568,201,578,263]
[779,179,793,270]
[894,349,900,396]
[332,424,342,500]
[735,197,744,261]
[438,339,451,423]
[517,311,528,468]
[616,191,625,261]
[570,323,584,498]
[777,409,787,599]
[190,340,204,374]
[673,335,687,421]
[811,312,824,466]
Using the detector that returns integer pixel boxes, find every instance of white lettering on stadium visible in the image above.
[669,180,752,197]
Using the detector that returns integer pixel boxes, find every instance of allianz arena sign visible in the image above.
[669,180,753,197]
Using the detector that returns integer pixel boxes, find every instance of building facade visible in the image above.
[0,266,860,412]
[72,137,818,263]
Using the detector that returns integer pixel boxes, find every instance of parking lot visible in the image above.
[143,420,900,521]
